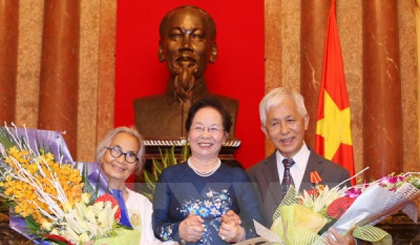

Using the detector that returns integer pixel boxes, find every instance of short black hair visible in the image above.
[185,96,232,134]
[159,5,217,41]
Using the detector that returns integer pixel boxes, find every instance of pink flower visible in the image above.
[378,174,407,190]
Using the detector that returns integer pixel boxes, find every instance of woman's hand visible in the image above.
[325,228,356,245]
[218,210,245,243]
[179,213,205,242]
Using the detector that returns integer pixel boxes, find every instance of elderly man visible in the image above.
[247,87,356,245]
[133,6,238,138]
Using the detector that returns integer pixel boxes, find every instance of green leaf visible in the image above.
[181,143,190,162]
[169,146,176,166]
[153,160,164,178]
[353,225,392,245]
[25,215,40,231]
[144,171,156,189]
[160,148,168,168]
[82,163,94,194]
[0,127,15,150]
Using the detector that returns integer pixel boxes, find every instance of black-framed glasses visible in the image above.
[105,146,138,164]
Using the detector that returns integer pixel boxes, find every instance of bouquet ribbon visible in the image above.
[111,189,132,228]
[86,164,133,228]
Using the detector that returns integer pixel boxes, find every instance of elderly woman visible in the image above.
[153,97,263,244]
[95,127,175,245]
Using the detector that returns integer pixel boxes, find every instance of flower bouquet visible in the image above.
[0,125,141,245]
[254,171,420,245]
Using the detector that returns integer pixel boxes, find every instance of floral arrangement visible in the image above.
[0,125,141,245]
[255,171,420,245]
[0,145,84,226]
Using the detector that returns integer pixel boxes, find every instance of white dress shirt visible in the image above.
[276,142,310,191]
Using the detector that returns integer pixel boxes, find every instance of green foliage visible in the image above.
[0,127,14,151]
[77,162,111,205]
[141,144,189,201]
[25,215,40,230]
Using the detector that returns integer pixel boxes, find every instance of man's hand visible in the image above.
[179,214,205,242]
[325,228,356,245]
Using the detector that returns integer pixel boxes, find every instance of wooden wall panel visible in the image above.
[78,0,100,162]
[12,0,116,162]
[15,0,43,128]
[400,1,419,172]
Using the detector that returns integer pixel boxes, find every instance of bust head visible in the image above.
[158,6,218,102]
[132,6,238,139]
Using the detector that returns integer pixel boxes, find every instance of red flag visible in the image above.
[315,0,355,184]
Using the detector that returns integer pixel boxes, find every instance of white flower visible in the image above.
[79,232,90,243]
[81,192,91,204]
[64,226,82,243]
[94,201,104,210]
[204,200,212,207]
[41,221,53,231]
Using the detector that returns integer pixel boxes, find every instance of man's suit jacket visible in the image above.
[246,149,350,227]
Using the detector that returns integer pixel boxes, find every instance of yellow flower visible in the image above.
[3,175,13,187]
[34,212,49,224]
[7,146,21,156]
[44,152,55,162]
[4,178,24,197]
[15,201,36,218]
[10,182,35,201]
[21,187,38,201]
[7,147,30,165]
[293,206,327,233]
[69,170,82,184]
[1,145,88,229]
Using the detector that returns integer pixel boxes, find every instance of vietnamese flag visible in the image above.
[315,0,355,184]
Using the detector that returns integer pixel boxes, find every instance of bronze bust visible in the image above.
[133,5,238,138]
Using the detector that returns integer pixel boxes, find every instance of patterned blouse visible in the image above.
[153,162,263,244]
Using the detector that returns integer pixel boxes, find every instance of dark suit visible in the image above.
[246,149,350,227]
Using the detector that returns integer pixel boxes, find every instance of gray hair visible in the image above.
[259,87,308,126]
[95,126,145,174]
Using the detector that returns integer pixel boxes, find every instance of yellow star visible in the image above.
[316,91,352,160]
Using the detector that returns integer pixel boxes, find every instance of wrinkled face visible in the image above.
[159,8,217,80]
[101,132,140,184]
[188,107,227,161]
[262,98,309,158]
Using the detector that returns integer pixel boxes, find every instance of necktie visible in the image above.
[280,158,295,194]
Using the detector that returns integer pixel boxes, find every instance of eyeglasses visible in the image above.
[105,146,138,164]
[190,125,224,134]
